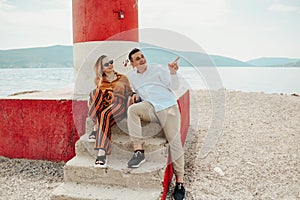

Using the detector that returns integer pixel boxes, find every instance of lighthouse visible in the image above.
[71,1,190,200]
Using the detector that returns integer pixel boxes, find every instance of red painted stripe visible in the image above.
[72,0,139,43]
[161,90,190,200]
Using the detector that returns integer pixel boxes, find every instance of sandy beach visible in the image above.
[0,89,299,199]
[184,90,299,199]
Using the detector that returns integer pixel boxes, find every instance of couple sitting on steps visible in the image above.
[87,48,185,200]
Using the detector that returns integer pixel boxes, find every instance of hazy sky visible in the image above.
[0,0,299,61]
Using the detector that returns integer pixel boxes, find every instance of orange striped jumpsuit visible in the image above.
[88,72,133,154]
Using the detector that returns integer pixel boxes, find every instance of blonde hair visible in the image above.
[93,55,107,86]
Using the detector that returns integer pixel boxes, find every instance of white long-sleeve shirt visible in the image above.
[127,64,179,112]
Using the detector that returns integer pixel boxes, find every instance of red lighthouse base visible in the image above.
[0,90,87,162]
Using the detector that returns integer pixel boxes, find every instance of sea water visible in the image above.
[181,67,300,94]
[0,67,299,97]
[0,68,74,97]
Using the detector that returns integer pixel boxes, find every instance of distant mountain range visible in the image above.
[246,57,300,67]
[0,45,299,68]
[0,45,73,68]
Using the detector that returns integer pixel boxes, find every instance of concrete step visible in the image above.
[85,118,166,152]
[51,182,161,200]
[86,118,164,136]
[64,152,167,189]
[76,131,168,158]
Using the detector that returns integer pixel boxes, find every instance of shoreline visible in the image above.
[1,88,300,99]
[1,66,300,97]
[0,90,299,199]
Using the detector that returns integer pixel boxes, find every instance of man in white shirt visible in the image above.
[126,48,185,200]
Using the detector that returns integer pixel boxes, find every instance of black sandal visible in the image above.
[88,131,96,142]
[95,155,107,168]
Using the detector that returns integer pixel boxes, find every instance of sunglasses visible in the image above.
[103,60,113,67]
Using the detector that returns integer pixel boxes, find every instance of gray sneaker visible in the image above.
[127,151,145,168]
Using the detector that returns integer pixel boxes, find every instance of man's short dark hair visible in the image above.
[128,48,141,62]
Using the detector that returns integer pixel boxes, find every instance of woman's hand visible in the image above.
[129,93,139,105]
